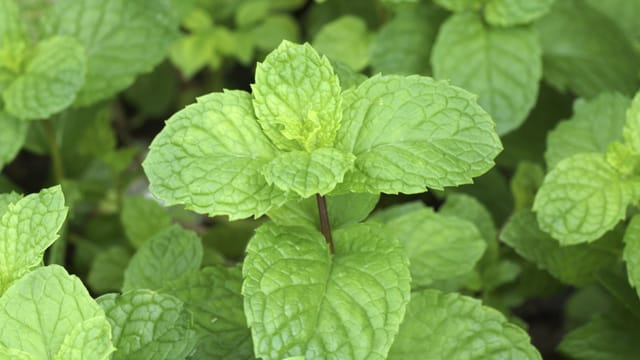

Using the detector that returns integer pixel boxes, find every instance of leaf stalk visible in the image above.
[316,194,335,254]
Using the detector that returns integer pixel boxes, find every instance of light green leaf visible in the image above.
[0,345,36,360]
[336,74,502,194]
[385,207,486,287]
[535,0,639,98]
[143,90,289,220]
[0,0,25,46]
[121,195,172,248]
[331,59,367,89]
[312,16,371,71]
[252,41,342,152]
[559,314,640,360]
[122,225,203,292]
[0,185,67,293]
[54,316,115,360]
[44,0,178,105]
[484,0,554,26]
[585,0,640,46]
[87,246,132,293]
[0,265,114,360]
[262,147,355,197]
[606,141,640,176]
[388,289,541,359]
[533,153,633,245]
[243,222,411,359]
[251,15,300,52]
[0,110,28,169]
[510,161,544,210]
[0,192,22,216]
[433,0,482,12]
[624,91,640,155]
[3,36,86,120]
[169,32,216,79]
[623,214,640,299]
[432,12,541,135]
[98,290,199,360]
[440,193,496,246]
[163,265,253,360]
[502,210,619,286]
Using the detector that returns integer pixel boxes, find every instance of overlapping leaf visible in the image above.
[484,0,554,26]
[312,16,371,71]
[120,195,172,248]
[0,111,28,169]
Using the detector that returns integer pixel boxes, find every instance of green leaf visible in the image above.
[545,92,630,168]
[433,0,482,12]
[624,91,640,155]
[312,15,371,71]
[120,195,172,248]
[0,0,25,46]
[252,41,342,152]
[432,12,541,135]
[385,207,486,287]
[97,289,199,360]
[0,345,36,360]
[388,289,541,359]
[623,214,640,299]
[484,0,554,26]
[330,59,367,89]
[262,148,355,197]
[336,74,502,194]
[3,36,86,120]
[559,314,640,360]
[510,161,544,210]
[585,0,640,46]
[0,185,67,293]
[163,265,253,360]
[501,209,619,286]
[87,246,132,293]
[0,192,22,216]
[535,0,639,98]
[0,265,114,360]
[0,110,28,169]
[122,225,203,292]
[243,222,410,359]
[251,15,300,52]
[143,90,289,220]
[44,0,178,105]
[169,32,216,79]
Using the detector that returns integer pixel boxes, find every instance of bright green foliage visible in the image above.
[0,265,114,360]
[87,246,131,293]
[0,186,67,293]
[163,265,253,360]
[97,289,199,359]
[534,153,634,245]
[484,0,554,26]
[336,74,502,193]
[0,345,35,360]
[0,192,22,215]
[623,215,640,299]
[536,0,639,98]
[122,225,203,292]
[388,289,541,359]
[432,12,541,135]
[623,92,640,155]
[242,222,410,359]
[2,36,85,120]
[439,193,497,249]
[0,111,27,168]
[312,16,371,71]
[502,210,619,285]
[121,195,172,248]
[0,0,25,46]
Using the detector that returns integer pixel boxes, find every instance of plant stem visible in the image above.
[43,119,67,265]
[316,194,335,254]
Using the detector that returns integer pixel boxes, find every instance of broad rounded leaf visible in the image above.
[143,90,289,220]
[432,12,541,135]
[623,215,640,299]
[484,0,554,26]
[243,222,411,359]
[3,36,86,120]
[312,16,371,71]
[388,289,541,359]
[121,195,172,248]
[534,153,632,245]
[336,74,502,194]
[0,110,28,168]
[252,41,342,151]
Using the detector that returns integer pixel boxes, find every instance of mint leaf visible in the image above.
[121,195,172,248]
[559,314,640,360]
[623,91,640,155]
[440,193,497,248]
[384,207,486,287]
[0,345,35,360]
[388,289,541,359]
[243,222,410,359]
[0,0,25,46]
[252,41,342,152]
[546,93,630,168]
[502,210,619,286]
[251,15,301,53]
[0,110,28,169]
[0,185,67,293]
[433,0,482,12]
[163,265,253,360]
[510,161,544,210]
[0,265,114,360]
[623,214,640,299]
[585,0,640,46]
[98,289,198,360]
[533,153,633,245]
[312,15,370,71]
[432,12,541,135]
[336,75,502,194]
[122,225,203,292]
[329,59,367,90]
[262,148,355,197]
[87,246,132,293]
[0,192,22,216]
[143,90,289,220]
[44,0,178,105]
[3,36,86,120]
[484,0,554,26]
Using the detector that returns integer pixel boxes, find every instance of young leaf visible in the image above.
[97,289,199,360]
[312,15,371,71]
[143,90,289,220]
[388,289,541,359]
[0,185,67,293]
[122,225,203,292]
[0,265,114,360]
[0,110,28,169]
[431,12,541,135]
[623,214,640,299]
[336,74,502,194]
[120,195,172,248]
[243,222,410,359]
[3,36,86,120]
[484,0,554,26]
[252,41,342,152]
[533,153,633,245]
